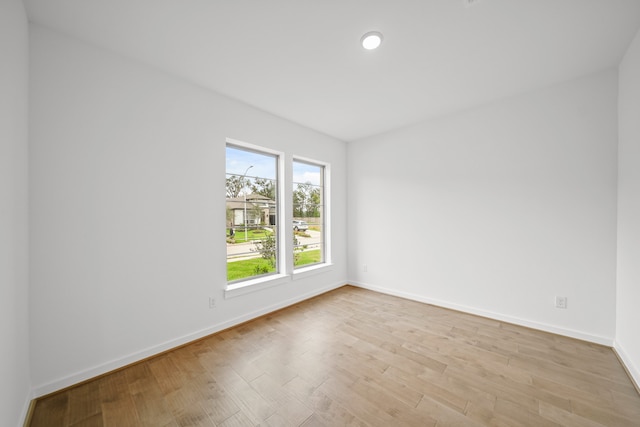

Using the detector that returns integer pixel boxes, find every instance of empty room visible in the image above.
[2,0,640,426]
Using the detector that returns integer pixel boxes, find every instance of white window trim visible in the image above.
[292,262,334,280]
[224,141,332,298]
[225,138,286,293]
[292,156,331,273]
[225,273,290,298]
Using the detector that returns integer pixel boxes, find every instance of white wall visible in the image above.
[616,28,640,386]
[348,70,619,344]
[0,0,31,425]
[29,25,347,395]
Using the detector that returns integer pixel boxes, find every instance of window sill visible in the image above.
[225,273,290,299]
[224,263,333,298]
[292,263,333,280]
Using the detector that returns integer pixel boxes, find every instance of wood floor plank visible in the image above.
[416,395,486,427]
[610,388,640,416]
[298,413,328,427]
[209,366,277,425]
[570,399,640,427]
[250,373,313,425]
[282,375,368,426]
[317,376,417,427]
[509,353,636,397]
[30,393,69,427]
[101,396,140,427]
[385,365,472,413]
[492,397,561,427]
[129,384,176,426]
[97,371,130,404]
[538,401,608,427]
[28,286,640,427]
[190,376,241,425]
[67,381,101,425]
[147,355,188,396]
[69,412,104,427]
[217,411,255,427]
[357,370,423,408]
[349,378,437,427]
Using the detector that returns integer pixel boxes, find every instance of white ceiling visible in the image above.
[24,0,640,142]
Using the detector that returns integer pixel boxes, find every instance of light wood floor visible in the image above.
[29,286,640,427]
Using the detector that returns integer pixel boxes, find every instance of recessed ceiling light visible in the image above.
[361,31,383,50]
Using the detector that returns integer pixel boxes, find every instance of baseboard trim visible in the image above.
[613,341,640,395]
[349,281,614,346]
[22,396,36,427]
[31,281,344,398]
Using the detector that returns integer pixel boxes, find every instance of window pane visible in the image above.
[226,145,278,282]
[293,160,324,268]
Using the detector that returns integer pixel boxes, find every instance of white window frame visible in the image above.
[224,139,333,298]
[292,156,331,277]
[225,139,288,296]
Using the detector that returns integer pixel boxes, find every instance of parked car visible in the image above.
[293,220,309,232]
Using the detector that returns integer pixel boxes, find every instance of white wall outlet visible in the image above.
[555,296,568,309]
[363,264,368,272]
[209,297,216,309]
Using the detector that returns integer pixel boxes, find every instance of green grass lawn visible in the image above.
[226,228,272,243]
[227,249,322,281]
[227,258,275,281]
[295,249,321,266]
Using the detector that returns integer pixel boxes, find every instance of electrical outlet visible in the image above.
[209,297,216,309]
[555,296,567,309]
[363,264,368,272]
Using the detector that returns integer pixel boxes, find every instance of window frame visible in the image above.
[225,139,287,290]
[224,138,332,298]
[292,156,330,274]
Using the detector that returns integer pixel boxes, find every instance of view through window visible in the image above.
[293,160,325,269]
[226,145,278,282]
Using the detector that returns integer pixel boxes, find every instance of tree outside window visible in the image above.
[226,145,278,282]
[293,160,324,268]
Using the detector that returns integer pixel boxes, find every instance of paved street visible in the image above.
[227,230,321,262]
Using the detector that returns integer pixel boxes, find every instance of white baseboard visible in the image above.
[20,390,34,427]
[31,280,628,400]
[613,341,640,393]
[31,281,344,398]
[349,281,614,346]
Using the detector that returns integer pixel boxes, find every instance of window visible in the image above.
[225,139,330,293]
[226,143,279,282]
[293,159,326,269]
